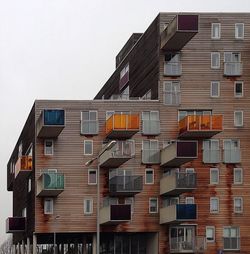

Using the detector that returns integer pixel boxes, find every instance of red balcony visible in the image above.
[179,115,223,138]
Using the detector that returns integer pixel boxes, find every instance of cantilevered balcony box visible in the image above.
[100,204,131,225]
[160,204,197,224]
[160,172,197,196]
[179,115,223,139]
[37,172,64,197]
[161,141,197,167]
[6,217,26,233]
[161,14,199,51]
[109,176,143,196]
[37,109,65,138]
[105,113,140,139]
[15,156,32,179]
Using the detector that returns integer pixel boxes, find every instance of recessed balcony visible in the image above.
[109,176,143,196]
[100,204,131,225]
[161,14,199,51]
[37,109,65,138]
[179,115,223,138]
[15,156,32,178]
[36,172,64,197]
[160,204,197,224]
[224,62,242,76]
[6,217,26,233]
[105,114,140,139]
[161,141,197,167]
[160,172,196,196]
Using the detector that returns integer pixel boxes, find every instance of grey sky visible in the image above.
[1,0,250,243]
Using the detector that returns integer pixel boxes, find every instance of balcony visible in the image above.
[15,156,32,178]
[160,204,197,224]
[164,62,182,76]
[203,149,220,163]
[179,115,223,138]
[109,176,143,196]
[100,204,131,225]
[142,149,160,164]
[224,62,242,76]
[105,114,140,139]
[142,120,160,136]
[161,141,197,167]
[99,141,134,167]
[37,109,65,138]
[36,172,64,197]
[161,14,199,51]
[223,149,241,163]
[160,172,196,196]
[6,217,26,233]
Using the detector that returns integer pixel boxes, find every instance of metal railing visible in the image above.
[175,172,197,188]
[109,176,143,193]
[142,149,160,164]
[41,172,65,190]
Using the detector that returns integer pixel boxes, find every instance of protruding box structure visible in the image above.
[15,156,32,178]
[6,217,26,233]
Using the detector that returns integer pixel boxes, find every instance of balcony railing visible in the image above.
[224,62,242,76]
[81,120,99,135]
[164,62,182,76]
[37,109,65,138]
[15,156,32,178]
[36,172,65,197]
[142,149,160,164]
[105,114,140,139]
[203,149,220,163]
[223,149,241,163]
[142,120,160,136]
[160,172,197,196]
[99,141,134,167]
[161,141,197,167]
[179,115,223,138]
[160,204,197,224]
[6,217,26,233]
[109,176,143,196]
[100,204,131,225]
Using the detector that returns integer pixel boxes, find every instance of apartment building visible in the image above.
[6,13,250,254]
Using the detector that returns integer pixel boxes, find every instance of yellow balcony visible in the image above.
[15,156,32,178]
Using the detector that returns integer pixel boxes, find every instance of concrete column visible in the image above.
[82,237,87,254]
[32,234,37,254]
[92,234,97,254]
[17,243,20,254]
[21,240,25,254]
[61,243,64,254]
[26,238,31,254]
[12,245,16,254]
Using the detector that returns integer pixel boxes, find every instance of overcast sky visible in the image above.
[1,0,250,244]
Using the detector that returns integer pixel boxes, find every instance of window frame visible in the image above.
[211,52,220,69]
[44,139,54,156]
[223,226,240,251]
[44,198,54,215]
[235,23,244,39]
[210,168,219,185]
[88,169,97,185]
[210,197,219,214]
[234,197,243,213]
[211,23,221,39]
[149,197,158,214]
[234,168,243,185]
[234,111,243,127]
[185,196,195,204]
[163,81,181,105]
[210,81,220,98]
[84,198,93,215]
[234,81,243,98]
[206,226,215,243]
[84,140,93,155]
[145,168,154,185]
[81,110,98,135]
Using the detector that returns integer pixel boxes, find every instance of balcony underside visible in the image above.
[162,188,196,196]
[161,157,196,167]
[37,126,65,138]
[106,130,138,139]
[99,156,131,168]
[36,189,64,197]
[109,190,141,197]
[179,130,221,139]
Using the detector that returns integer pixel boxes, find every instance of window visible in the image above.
[44,198,53,214]
[178,110,212,121]
[234,111,243,127]
[223,139,240,163]
[206,226,215,242]
[185,197,194,204]
[234,168,243,184]
[142,140,160,164]
[81,111,98,135]
[203,139,220,163]
[28,178,32,192]
[224,52,241,63]
[211,81,220,97]
[235,23,244,39]
[210,168,219,184]
[223,227,240,250]
[22,207,27,217]
[142,111,160,135]
[84,140,93,155]
[164,53,181,76]
[234,197,243,213]
[145,168,154,184]
[163,197,179,207]
[149,198,158,213]
[44,140,53,155]
[119,63,129,90]
[186,168,195,173]
[163,81,180,105]
[211,23,221,39]
[121,86,129,100]
[88,169,97,185]
[141,90,151,100]
[234,81,243,97]
[84,198,93,214]
[211,52,220,69]
[210,197,219,213]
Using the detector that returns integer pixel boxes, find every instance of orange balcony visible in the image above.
[105,114,140,139]
[15,156,32,178]
[179,115,223,138]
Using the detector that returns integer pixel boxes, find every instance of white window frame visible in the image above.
[234,81,243,97]
[81,110,98,135]
[206,226,215,242]
[145,168,154,184]
[234,197,243,213]
[211,23,221,39]
[235,23,244,39]
[234,168,243,184]
[185,197,195,204]
[84,198,93,215]
[234,111,243,127]
[186,168,195,173]
[210,81,220,98]
[210,197,219,214]
[44,198,53,215]
[149,197,158,213]
[88,169,97,185]
[84,140,93,155]
[44,139,54,156]
[211,52,220,69]
[210,168,219,185]
[223,226,240,251]
[163,81,181,105]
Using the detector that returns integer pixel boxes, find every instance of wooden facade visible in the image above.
[7,12,250,254]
